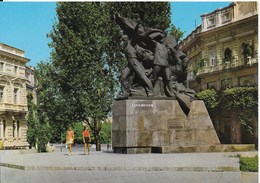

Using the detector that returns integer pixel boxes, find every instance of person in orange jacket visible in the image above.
[82,126,91,155]
[66,127,74,156]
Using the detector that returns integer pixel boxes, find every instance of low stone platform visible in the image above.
[0,148,243,172]
[162,144,256,153]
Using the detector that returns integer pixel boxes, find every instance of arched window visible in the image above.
[13,120,15,138]
[17,121,20,138]
[241,42,253,58]
[3,120,5,139]
[224,48,232,61]
[0,86,4,102]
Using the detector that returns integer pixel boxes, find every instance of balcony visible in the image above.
[195,57,258,76]
[0,103,28,113]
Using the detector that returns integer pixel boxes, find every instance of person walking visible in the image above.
[66,127,74,156]
[82,126,91,155]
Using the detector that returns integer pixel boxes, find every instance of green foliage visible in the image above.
[223,87,257,137]
[100,121,112,144]
[27,93,52,152]
[196,89,219,111]
[223,87,257,111]
[242,43,253,57]
[239,155,258,172]
[46,2,127,150]
[198,86,258,140]
[73,122,84,144]
[35,61,68,143]
[27,93,37,147]
[193,59,204,75]
[168,24,184,42]
[109,2,171,30]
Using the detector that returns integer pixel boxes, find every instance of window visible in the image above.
[14,66,18,75]
[241,42,253,58]
[222,12,231,23]
[0,86,4,102]
[13,121,15,138]
[0,62,4,72]
[3,120,5,139]
[207,17,216,28]
[25,72,31,82]
[209,50,216,66]
[224,48,232,61]
[239,75,254,86]
[221,78,232,90]
[17,121,20,138]
[210,58,215,66]
[207,81,217,90]
[14,88,18,104]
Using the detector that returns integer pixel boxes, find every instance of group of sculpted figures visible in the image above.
[114,14,195,113]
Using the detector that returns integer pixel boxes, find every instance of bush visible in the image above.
[197,89,219,110]
[223,87,257,110]
[239,155,258,172]
[100,121,112,144]
[198,87,258,143]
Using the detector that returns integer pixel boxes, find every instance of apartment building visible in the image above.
[180,2,258,91]
[0,43,31,148]
[179,2,258,144]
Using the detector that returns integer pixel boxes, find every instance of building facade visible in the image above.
[179,2,258,144]
[0,43,31,148]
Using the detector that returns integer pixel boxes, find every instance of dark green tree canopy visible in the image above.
[109,2,171,31]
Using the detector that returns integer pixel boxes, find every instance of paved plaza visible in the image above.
[0,144,258,183]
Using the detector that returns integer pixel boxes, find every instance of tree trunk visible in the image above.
[94,131,101,151]
[96,138,101,151]
[230,111,241,144]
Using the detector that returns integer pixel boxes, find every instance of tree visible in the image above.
[168,24,184,43]
[27,92,52,152]
[100,120,112,144]
[34,61,67,144]
[47,2,121,151]
[108,2,171,30]
[27,93,38,148]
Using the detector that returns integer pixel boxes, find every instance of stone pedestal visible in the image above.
[112,100,220,153]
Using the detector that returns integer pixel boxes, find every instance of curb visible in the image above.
[0,162,240,172]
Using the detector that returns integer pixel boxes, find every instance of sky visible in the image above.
[0,2,231,67]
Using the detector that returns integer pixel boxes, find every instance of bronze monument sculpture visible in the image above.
[114,14,195,114]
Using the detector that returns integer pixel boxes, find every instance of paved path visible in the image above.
[0,145,258,183]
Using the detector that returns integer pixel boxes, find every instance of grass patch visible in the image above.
[239,155,258,172]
